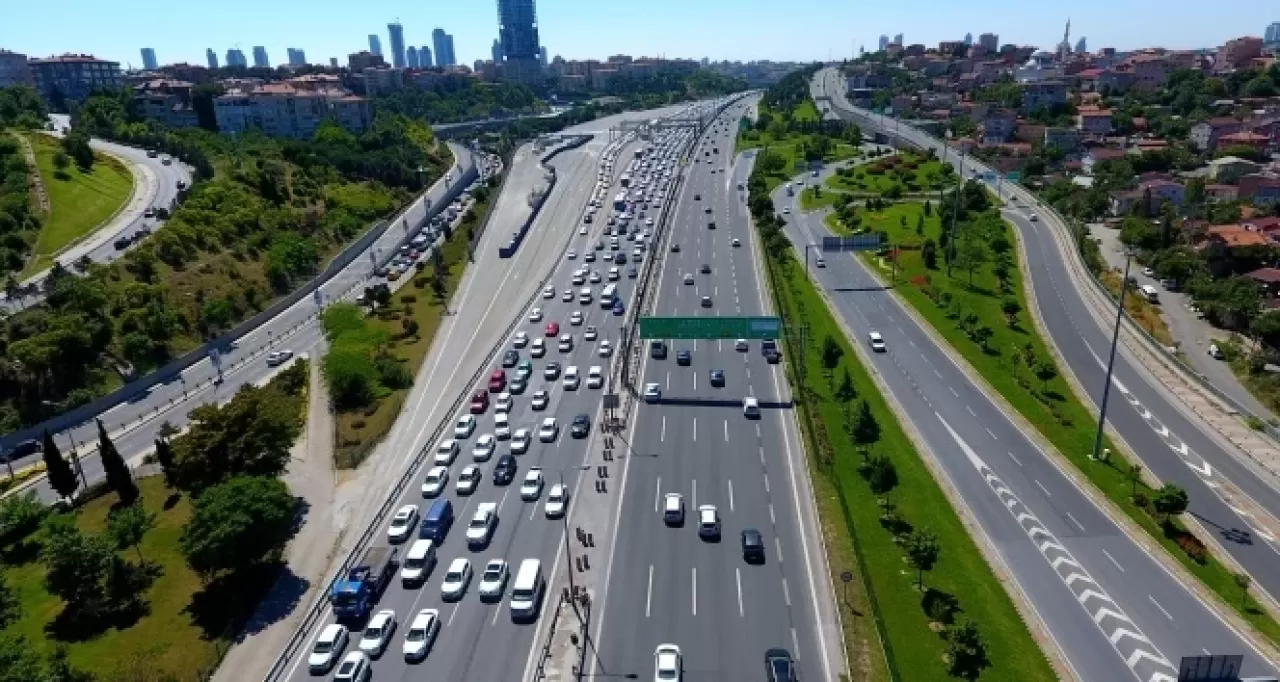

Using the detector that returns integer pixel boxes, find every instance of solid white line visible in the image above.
[655,477,661,512]
[692,567,698,616]
[646,565,654,618]
[1149,595,1173,621]
[729,479,735,511]
[1102,549,1125,572]
[736,568,745,617]
[1034,480,1051,497]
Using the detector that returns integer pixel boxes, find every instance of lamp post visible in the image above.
[1091,250,1135,462]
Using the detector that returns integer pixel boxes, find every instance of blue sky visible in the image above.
[1,0,1276,68]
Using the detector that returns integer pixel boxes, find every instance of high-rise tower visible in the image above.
[368,34,382,56]
[496,0,542,85]
[388,22,407,68]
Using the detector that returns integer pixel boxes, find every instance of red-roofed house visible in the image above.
[1205,184,1239,201]
[1199,224,1269,250]
[1239,174,1280,206]
[1246,268,1280,297]
[1191,117,1243,151]
[1082,147,1127,174]
[1111,179,1186,216]
[1218,131,1269,151]
[1077,106,1113,135]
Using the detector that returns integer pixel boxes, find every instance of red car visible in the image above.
[545,322,560,337]
[488,369,507,392]
[470,390,489,413]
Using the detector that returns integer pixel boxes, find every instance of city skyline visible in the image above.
[2,0,1277,69]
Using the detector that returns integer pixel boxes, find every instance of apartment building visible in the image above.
[133,78,199,129]
[1021,80,1067,111]
[0,49,32,88]
[1191,117,1244,151]
[28,54,122,104]
[213,83,371,138]
[1077,106,1113,136]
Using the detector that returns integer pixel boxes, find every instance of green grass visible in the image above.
[798,186,843,212]
[2,478,244,680]
[793,100,821,122]
[761,231,1056,680]
[858,201,1280,645]
[735,103,861,193]
[826,152,955,196]
[22,133,133,276]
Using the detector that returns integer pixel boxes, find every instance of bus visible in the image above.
[600,284,618,309]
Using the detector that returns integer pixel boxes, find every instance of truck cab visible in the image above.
[330,546,399,621]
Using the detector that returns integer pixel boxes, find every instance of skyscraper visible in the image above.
[893,33,903,45]
[539,46,547,67]
[388,22,407,68]
[252,46,269,68]
[433,29,456,67]
[369,35,382,56]
[492,39,503,63]
[1075,37,1087,54]
[963,32,973,46]
[445,34,456,66]
[496,0,542,84]
[407,46,419,68]
[978,33,998,52]
[140,48,158,70]
[329,57,339,68]
[226,49,247,68]
[287,48,307,66]
[206,48,219,69]
[1265,22,1280,44]
[878,35,889,51]
[420,46,433,68]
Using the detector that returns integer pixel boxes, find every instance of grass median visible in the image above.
[856,191,1280,645]
[759,219,1055,680]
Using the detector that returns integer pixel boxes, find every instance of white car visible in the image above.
[644,382,662,402]
[545,483,569,518]
[558,334,574,352]
[528,307,543,322]
[520,467,545,501]
[697,505,720,539]
[683,273,694,285]
[387,505,419,543]
[570,311,584,326]
[734,339,749,352]
[868,331,886,352]
[333,651,369,682]
[531,338,546,357]
[511,428,532,454]
[589,271,602,283]
[358,610,397,657]
[654,643,682,680]
[440,558,472,600]
[495,392,513,413]
[456,465,481,495]
[454,415,476,439]
[542,286,555,299]
[421,466,449,498]
[466,503,497,548]
[473,434,496,461]
[579,226,588,235]
[434,438,460,465]
[732,238,741,247]
[587,366,604,389]
[584,326,598,341]
[563,366,580,390]
[562,290,574,302]
[538,417,559,442]
[478,558,510,601]
[598,339,613,357]
[663,493,684,524]
[567,250,577,260]
[531,390,550,410]
[308,623,349,673]
[513,331,529,348]
[401,609,440,662]
[494,413,512,440]
[608,267,620,281]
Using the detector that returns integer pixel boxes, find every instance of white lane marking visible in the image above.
[934,369,942,379]
[1008,451,1022,466]
[646,565,654,618]
[1035,480,1051,497]
[692,567,698,616]
[763,475,770,494]
[692,478,698,509]
[782,577,792,606]
[666,371,670,390]
[448,602,462,626]
[736,568,745,617]
[949,386,960,397]
[769,503,776,524]
[692,417,697,442]
[1067,512,1085,532]
[724,420,729,442]
[1148,595,1173,621]
[986,428,998,440]
[967,405,977,417]
[775,537,784,563]
[1102,549,1125,572]
[661,416,666,442]
[728,479,735,511]
[655,477,661,513]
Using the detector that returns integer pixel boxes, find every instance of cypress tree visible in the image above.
[97,419,138,504]
[42,429,78,500]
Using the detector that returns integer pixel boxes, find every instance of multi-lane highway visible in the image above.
[268,102,735,682]
[588,98,845,681]
[814,67,1280,623]
[783,72,1278,680]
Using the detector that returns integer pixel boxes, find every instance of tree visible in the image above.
[96,419,137,505]
[905,529,941,589]
[851,399,881,455]
[172,384,303,494]
[866,455,898,517]
[52,150,70,171]
[1252,310,1280,351]
[820,335,843,375]
[1000,298,1021,327]
[1152,483,1189,524]
[107,505,156,563]
[834,368,856,402]
[921,238,938,270]
[1234,571,1252,609]
[1034,360,1058,391]
[153,438,177,488]
[1127,463,1144,498]
[0,573,19,629]
[60,130,94,171]
[971,325,993,351]
[40,514,114,619]
[943,618,991,680]
[915,213,925,236]
[0,634,50,682]
[952,239,988,285]
[180,476,296,578]
[42,429,78,500]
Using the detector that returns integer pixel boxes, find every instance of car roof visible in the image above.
[319,623,346,641]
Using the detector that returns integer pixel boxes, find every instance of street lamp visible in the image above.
[1091,249,1135,462]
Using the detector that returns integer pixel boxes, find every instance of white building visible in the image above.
[214,82,371,139]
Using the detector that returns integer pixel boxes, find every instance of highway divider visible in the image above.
[0,146,478,455]
[497,135,592,258]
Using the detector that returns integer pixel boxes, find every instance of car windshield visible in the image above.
[364,624,383,638]
[337,661,356,675]
[407,628,426,642]
[314,639,333,653]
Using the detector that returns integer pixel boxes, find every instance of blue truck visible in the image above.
[330,546,398,621]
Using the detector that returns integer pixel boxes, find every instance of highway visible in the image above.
[588,99,845,681]
[265,100,736,682]
[782,74,1277,680]
[813,68,1280,617]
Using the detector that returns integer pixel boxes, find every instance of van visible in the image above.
[1139,284,1160,304]
[419,499,454,542]
[509,559,545,621]
[400,539,437,586]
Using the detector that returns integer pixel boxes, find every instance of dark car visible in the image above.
[704,206,712,214]
[493,454,517,485]
[612,300,625,316]
[676,350,691,366]
[650,340,667,359]
[694,193,701,200]
[571,414,591,438]
[628,267,638,278]
[615,252,628,265]
[670,243,680,253]
[3,439,40,461]
[741,528,765,563]
[765,649,797,682]
[700,263,711,274]
[709,369,725,387]
[502,350,519,367]
[707,221,715,230]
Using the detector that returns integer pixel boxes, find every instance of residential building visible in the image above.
[939,41,965,56]
[1205,184,1239,201]
[1110,179,1185,216]
[1245,267,1280,298]
[407,47,419,69]
[388,22,406,68]
[420,46,433,68]
[206,48,218,69]
[361,66,404,95]
[1219,131,1269,152]
[1126,53,1169,90]
[368,35,382,56]
[252,46,269,68]
[1252,118,1280,153]
[1082,147,1127,175]
[0,50,32,88]
[1200,224,1270,251]
[140,48,158,71]
[1076,106,1112,136]
[1218,37,1263,71]
[213,83,371,138]
[29,54,122,105]
[496,0,541,85]
[1239,174,1280,205]
[978,33,998,52]
[433,28,457,67]
[1208,156,1263,183]
[133,78,199,128]
[1021,80,1066,112]
[286,48,307,67]
[226,49,247,68]
[1096,68,1136,93]
[1191,117,1243,151]
[348,51,385,71]
[979,109,1017,144]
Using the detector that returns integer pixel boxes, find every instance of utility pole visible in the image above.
[1092,251,1133,462]
[946,148,966,278]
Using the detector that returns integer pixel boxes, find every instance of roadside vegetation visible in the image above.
[22,132,133,277]
[825,149,955,197]
[325,177,498,468]
[0,361,307,681]
[0,86,50,276]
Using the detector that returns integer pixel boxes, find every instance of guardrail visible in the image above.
[827,89,1280,443]
[1,147,478,454]
[498,136,592,259]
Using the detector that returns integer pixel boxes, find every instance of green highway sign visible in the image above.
[639,316,783,340]
[1005,171,1021,182]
